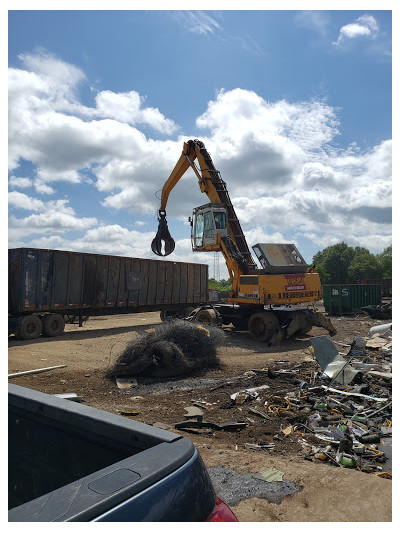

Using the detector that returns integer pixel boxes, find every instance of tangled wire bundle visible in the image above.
[106,319,225,379]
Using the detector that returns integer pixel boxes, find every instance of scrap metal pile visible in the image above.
[283,331,392,476]
[172,325,392,478]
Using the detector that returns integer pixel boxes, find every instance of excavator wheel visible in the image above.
[248,312,280,342]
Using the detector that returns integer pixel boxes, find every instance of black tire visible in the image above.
[41,314,65,337]
[184,306,195,318]
[248,312,279,342]
[15,315,43,340]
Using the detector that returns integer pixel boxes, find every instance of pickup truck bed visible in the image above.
[8,384,217,521]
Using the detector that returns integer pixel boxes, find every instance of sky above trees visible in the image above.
[8,8,392,278]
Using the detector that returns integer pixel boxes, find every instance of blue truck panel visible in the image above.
[8,384,217,522]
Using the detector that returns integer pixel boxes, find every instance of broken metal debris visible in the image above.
[361,302,392,320]
[310,336,361,385]
[53,393,83,402]
[119,409,140,416]
[244,443,275,450]
[110,319,391,478]
[248,407,270,420]
[184,406,204,418]
[230,384,270,404]
[116,377,138,389]
[175,417,248,432]
[8,365,67,378]
[210,327,391,475]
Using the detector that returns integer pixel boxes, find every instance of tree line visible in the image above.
[208,278,232,291]
[312,242,391,285]
[208,242,392,289]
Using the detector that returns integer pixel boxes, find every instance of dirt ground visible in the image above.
[8,309,392,522]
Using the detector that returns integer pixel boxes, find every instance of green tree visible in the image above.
[377,245,392,278]
[313,242,392,284]
[312,242,355,284]
[208,278,232,291]
[314,263,331,285]
[348,251,382,282]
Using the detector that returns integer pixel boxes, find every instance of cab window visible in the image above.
[195,214,204,247]
[214,212,226,230]
[204,211,214,239]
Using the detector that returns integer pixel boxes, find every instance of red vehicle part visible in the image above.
[205,498,238,522]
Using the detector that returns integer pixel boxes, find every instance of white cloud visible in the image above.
[333,14,379,47]
[25,225,161,260]
[92,90,178,133]
[8,195,97,245]
[8,191,44,211]
[294,11,330,36]
[172,11,221,35]
[8,52,391,266]
[8,50,179,192]
[9,176,33,189]
[19,49,86,91]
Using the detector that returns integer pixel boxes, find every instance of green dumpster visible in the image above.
[323,284,381,315]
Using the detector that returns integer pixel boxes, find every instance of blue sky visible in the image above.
[8,7,392,279]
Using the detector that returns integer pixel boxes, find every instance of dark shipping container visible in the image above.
[322,284,381,315]
[9,248,208,339]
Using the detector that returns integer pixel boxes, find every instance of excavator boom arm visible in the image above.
[152,140,256,280]
[158,142,197,213]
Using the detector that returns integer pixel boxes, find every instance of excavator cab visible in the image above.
[191,203,228,251]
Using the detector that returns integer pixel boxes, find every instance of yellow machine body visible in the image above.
[233,272,322,306]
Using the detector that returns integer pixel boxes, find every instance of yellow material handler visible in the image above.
[151,139,336,344]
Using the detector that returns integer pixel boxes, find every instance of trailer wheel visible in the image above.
[248,312,279,342]
[41,314,65,337]
[15,315,43,340]
[184,307,195,318]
